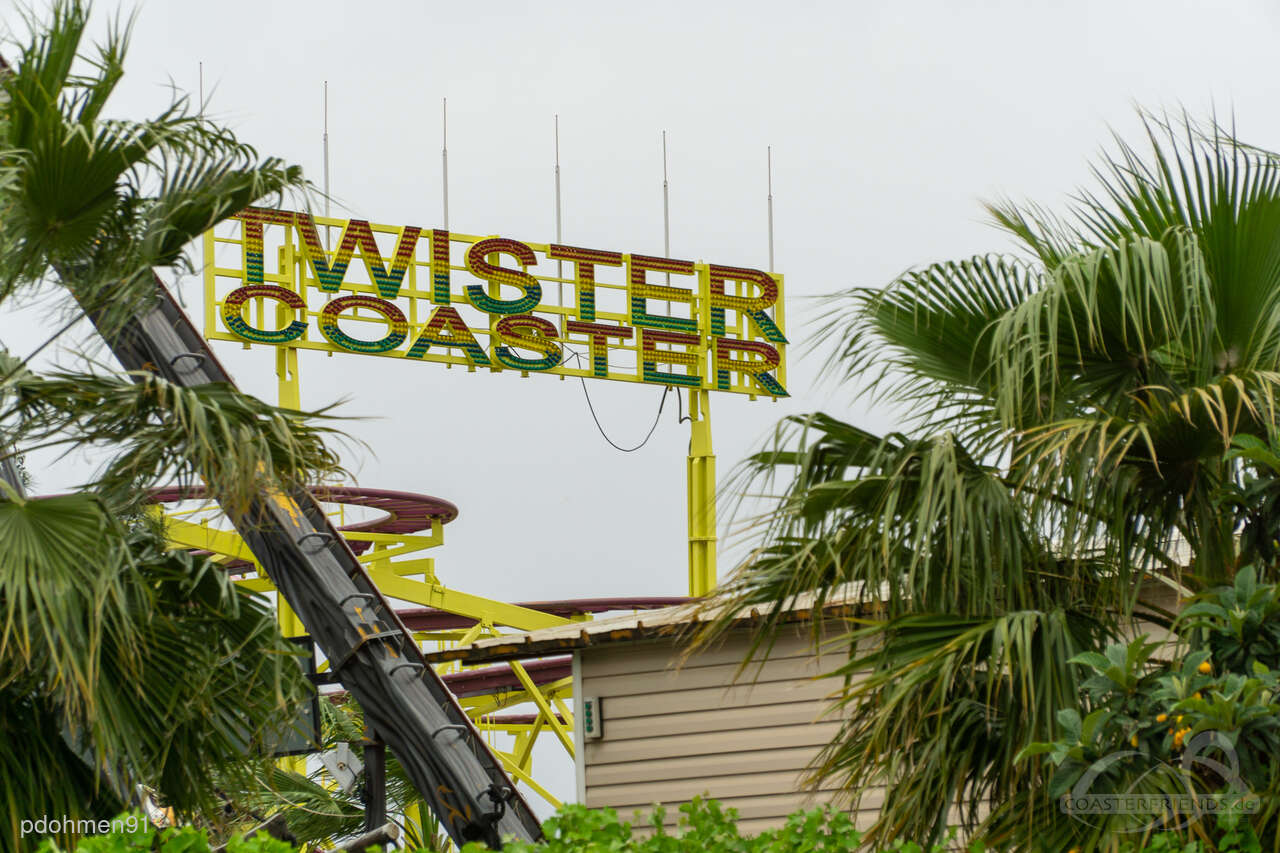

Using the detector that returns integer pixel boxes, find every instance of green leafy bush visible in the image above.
[33,802,967,853]
[1015,568,1280,850]
[1181,564,1280,676]
[459,797,971,853]
[1118,814,1262,852]
[37,803,1270,852]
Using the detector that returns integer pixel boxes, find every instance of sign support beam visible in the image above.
[686,388,716,596]
[275,295,304,641]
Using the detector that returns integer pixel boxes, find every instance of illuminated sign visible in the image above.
[204,209,787,397]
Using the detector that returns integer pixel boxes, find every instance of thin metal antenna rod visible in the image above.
[442,98,450,230]
[767,146,775,272]
[323,81,331,249]
[662,131,671,307]
[662,131,670,258]
[555,114,563,314]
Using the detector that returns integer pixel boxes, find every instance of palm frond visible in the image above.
[0,3,338,840]
[709,109,1280,848]
[0,369,352,514]
[816,255,1039,446]
[714,419,1107,662]
[0,689,123,853]
[818,610,1105,847]
[0,491,134,713]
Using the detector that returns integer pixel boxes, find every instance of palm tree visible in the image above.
[0,3,348,849]
[713,113,1280,848]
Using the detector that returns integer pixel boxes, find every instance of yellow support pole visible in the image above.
[511,716,545,772]
[273,257,302,635]
[275,342,303,639]
[276,346,300,409]
[274,298,306,774]
[275,242,302,411]
[686,388,716,596]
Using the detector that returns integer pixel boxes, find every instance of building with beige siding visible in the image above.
[430,598,869,834]
[426,582,1188,839]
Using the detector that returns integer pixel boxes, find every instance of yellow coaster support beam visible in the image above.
[367,570,570,632]
[496,754,562,809]
[510,715,545,772]
[274,330,301,639]
[460,676,573,721]
[686,388,716,596]
[510,662,574,757]
[160,523,570,631]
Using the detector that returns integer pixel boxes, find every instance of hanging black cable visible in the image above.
[675,386,694,424]
[563,349,674,452]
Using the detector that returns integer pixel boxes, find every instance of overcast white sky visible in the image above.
[4,0,1280,814]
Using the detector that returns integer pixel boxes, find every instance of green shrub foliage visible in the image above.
[1012,568,1280,850]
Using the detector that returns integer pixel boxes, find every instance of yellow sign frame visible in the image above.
[202,208,787,399]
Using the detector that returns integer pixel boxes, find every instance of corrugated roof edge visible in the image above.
[423,587,871,665]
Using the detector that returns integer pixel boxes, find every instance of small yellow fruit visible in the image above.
[1173,730,1185,749]
[1156,713,1168,723]
[1198,660,1213,675]
[1130,733,1139,747]
[1192,691,1202,700]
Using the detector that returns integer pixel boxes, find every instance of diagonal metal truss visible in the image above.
[79,274,542,849]
[152,484,582,811]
